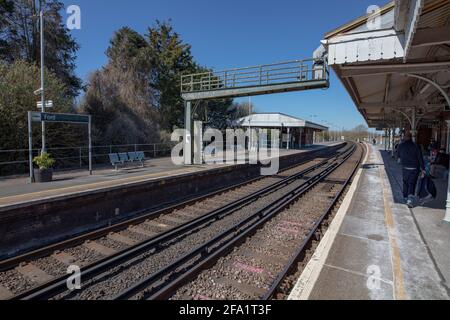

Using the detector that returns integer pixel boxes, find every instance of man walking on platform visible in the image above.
[397,133,426,208]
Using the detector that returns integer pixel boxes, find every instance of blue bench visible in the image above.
[128,151,145,166]
[108,152,146,170]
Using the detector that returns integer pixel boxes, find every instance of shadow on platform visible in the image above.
[380,151,447,210]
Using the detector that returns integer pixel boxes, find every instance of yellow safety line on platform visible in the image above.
[0,167,202,206]
[378,152,407,300]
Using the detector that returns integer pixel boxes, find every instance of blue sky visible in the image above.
[61,0,388,130]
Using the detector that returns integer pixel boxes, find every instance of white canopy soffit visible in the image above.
[318,0,450,129]
[234,113,329,131]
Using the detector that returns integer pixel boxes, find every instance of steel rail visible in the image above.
[262,143,365,300]
[11,145,348,300]
[1,146,343,272]
[112,145,357,300]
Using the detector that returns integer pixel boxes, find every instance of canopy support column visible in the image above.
[411,108,417,143]
[184,100,192,165]
[391,128,397,157]
[287,128,290,150]
[444,124,450,226]
[384,129,388,151]
[193,120,203,165]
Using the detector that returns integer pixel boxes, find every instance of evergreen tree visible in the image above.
[146,21,200,130]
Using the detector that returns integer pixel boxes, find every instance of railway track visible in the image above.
[0,144,346,300]
[119,143,363,300]
[10,143,357,300]
[170,143,364,300]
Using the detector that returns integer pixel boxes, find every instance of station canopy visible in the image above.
[318,0,450,130]
[234,113,328,131]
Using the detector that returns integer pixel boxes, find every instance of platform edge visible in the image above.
[287,143,370,300]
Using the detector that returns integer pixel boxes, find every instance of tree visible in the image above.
[0,0,81,97]
[81,21,241,144]
[107,27,148,72]
[231,101,255,119]
[0,61,81,174]
[146,21,200,130]
[80,28,159,145]
[341,125,370,141]
[80,68,160,145]
[0,0,14,58]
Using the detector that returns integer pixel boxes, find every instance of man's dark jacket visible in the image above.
[398,140,425,170]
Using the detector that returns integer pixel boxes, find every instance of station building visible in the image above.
[315,0,450,219]
[314,0,450,149]
[234,113,328,149]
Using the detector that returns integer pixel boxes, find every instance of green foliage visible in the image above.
[33,152,55,170]
[0,60,81,152]
[146,21,200,130]
[0,0,81,97]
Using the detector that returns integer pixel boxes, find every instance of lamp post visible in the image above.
[39,9,46,154]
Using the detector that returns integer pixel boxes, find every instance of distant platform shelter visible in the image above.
[234,113,328,149]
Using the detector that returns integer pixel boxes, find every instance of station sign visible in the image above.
[30,112,89,124]
[37,100,53,109]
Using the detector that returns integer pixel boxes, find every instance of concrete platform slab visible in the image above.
[339,215,389,244]
[324,234,393,282]
[289,143,450,300]
[309,265,394,300]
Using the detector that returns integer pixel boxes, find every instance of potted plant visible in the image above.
[33,152,56,183]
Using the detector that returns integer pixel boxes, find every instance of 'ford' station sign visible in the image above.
[31,112,89,124]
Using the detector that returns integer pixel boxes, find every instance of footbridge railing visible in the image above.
[181,58,329,100]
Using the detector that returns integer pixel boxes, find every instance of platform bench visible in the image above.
[108,152,146,170]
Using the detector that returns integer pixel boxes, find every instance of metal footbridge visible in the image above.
[181,58,329,101]
[181,58,330,165]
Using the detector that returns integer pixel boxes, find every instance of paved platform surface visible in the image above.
[289,143,450,300]
[0,144,338,208]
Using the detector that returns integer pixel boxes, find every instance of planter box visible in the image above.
[34,168,53,183]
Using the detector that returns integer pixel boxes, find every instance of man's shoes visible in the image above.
[407,199,414,208]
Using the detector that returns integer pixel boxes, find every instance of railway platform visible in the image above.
[289,143,450,300]
[0,143,343,260]
[0,143,338,209]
